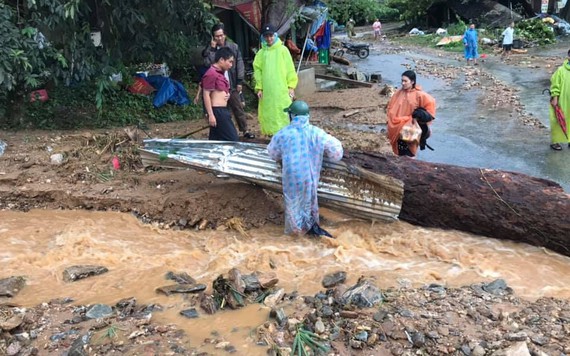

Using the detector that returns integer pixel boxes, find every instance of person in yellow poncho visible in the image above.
[548,49,570,151]
[254,24,298,136]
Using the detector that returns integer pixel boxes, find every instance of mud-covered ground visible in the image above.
[1,39,568,355]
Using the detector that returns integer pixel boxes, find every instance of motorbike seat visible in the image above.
[348,43,369,49]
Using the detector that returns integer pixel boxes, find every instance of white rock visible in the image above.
[215,341,231,349]
[315,319,326,334]
[50,153,64,165]
[491,341,531,356]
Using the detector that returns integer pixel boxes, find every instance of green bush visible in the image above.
[21,77,202,130]
[516,19,556,45]
[447,18,467,36]
[326,0,397,24]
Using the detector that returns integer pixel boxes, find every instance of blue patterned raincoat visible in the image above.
[463,28,479,60]
[267,115,343,234]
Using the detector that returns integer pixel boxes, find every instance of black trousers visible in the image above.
[209,107,238,141]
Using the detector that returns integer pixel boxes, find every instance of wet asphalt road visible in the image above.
[351,46,570,192]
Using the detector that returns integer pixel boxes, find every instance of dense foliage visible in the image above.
[0,0,215,127]
[516,19,556,45]
[385,0,434,23]
[325,0,399,25]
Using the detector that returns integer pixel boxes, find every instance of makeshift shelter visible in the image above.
[295,2,332,68]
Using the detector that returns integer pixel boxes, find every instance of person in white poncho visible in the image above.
[267,101,344,237]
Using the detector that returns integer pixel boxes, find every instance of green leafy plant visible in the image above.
[516,19,556,45]
[325,0,399,25]
[446,16,467,36]
[385,0,434,24]
[291,325,330,356]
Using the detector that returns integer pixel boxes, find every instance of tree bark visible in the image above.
[560,1,570,21]
[345,152,570,257]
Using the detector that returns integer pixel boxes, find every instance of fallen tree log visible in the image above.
[345,152,570,257]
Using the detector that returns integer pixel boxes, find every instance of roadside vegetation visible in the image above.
[390,17,557,54]
[0,0,214,130]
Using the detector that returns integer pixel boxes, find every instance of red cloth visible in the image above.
[29,89,48,102]
[554,104,568,138]
[127,77,155,95]
[285,39,301,57]
[201,66,229,93]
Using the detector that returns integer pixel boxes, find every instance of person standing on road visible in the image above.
[387,70,436,157]
[202,23,255,139]
[548,49,570,151]
[201,47,238,142]
[501,22,515,60]
[463,23,479,65]
[346,19,356,38]
[372,19,382,41]
[267,101,344,238]
[253,24,298,136]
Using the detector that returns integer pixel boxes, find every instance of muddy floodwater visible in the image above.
[3,209,570,353]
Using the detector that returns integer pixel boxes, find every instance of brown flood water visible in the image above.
[2,209,570,354]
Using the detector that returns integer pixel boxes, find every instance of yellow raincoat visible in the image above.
[253,35,298,136]
[549,59,570,144]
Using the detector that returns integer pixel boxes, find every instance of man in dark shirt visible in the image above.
[201,47,238,141]
[202,23,255,139]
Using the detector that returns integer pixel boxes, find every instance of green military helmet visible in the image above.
[283,100,310,115]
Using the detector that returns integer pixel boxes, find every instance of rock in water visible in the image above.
[86,304,113,319]
[0,276,26,297]
[180,308,199,319]
[482,279,510,295]
[165,271,196,285]
[67,334,92,356]
[342,278,383,308]
[63,265,108,282]
[155,284,207,296]
[241,274,261,292]
[322,271,347,288]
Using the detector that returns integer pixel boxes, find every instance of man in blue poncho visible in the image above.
[463,23,479,65]
[267,101,344,238]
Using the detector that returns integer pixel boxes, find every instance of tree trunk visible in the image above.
[560,1,570,20]
[345,152,570,257]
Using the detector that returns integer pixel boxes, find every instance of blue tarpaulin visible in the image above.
[145,75,191,108]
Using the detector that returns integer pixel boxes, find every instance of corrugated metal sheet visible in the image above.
[141,139,404,222]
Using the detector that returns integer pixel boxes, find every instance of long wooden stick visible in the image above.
[177,126,210,139]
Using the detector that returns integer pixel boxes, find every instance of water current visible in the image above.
[2,209,570,353]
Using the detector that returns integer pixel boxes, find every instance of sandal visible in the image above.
[550,143,562,151]
[243,132,256,139]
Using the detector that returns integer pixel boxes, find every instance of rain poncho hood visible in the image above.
[267,115,343,234]
[549,59,570,144]
[253,36,298,136]
[386,85,436,156]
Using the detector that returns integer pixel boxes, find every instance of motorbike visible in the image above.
[333,41,370,59]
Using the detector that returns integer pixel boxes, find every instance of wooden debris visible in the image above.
[314,74,373,88]
[343,110,360,118]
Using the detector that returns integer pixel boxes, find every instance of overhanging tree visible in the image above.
[0,0,215,125]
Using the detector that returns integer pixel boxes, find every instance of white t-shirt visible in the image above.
[502,27,514,45]
[373,21,381,31]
